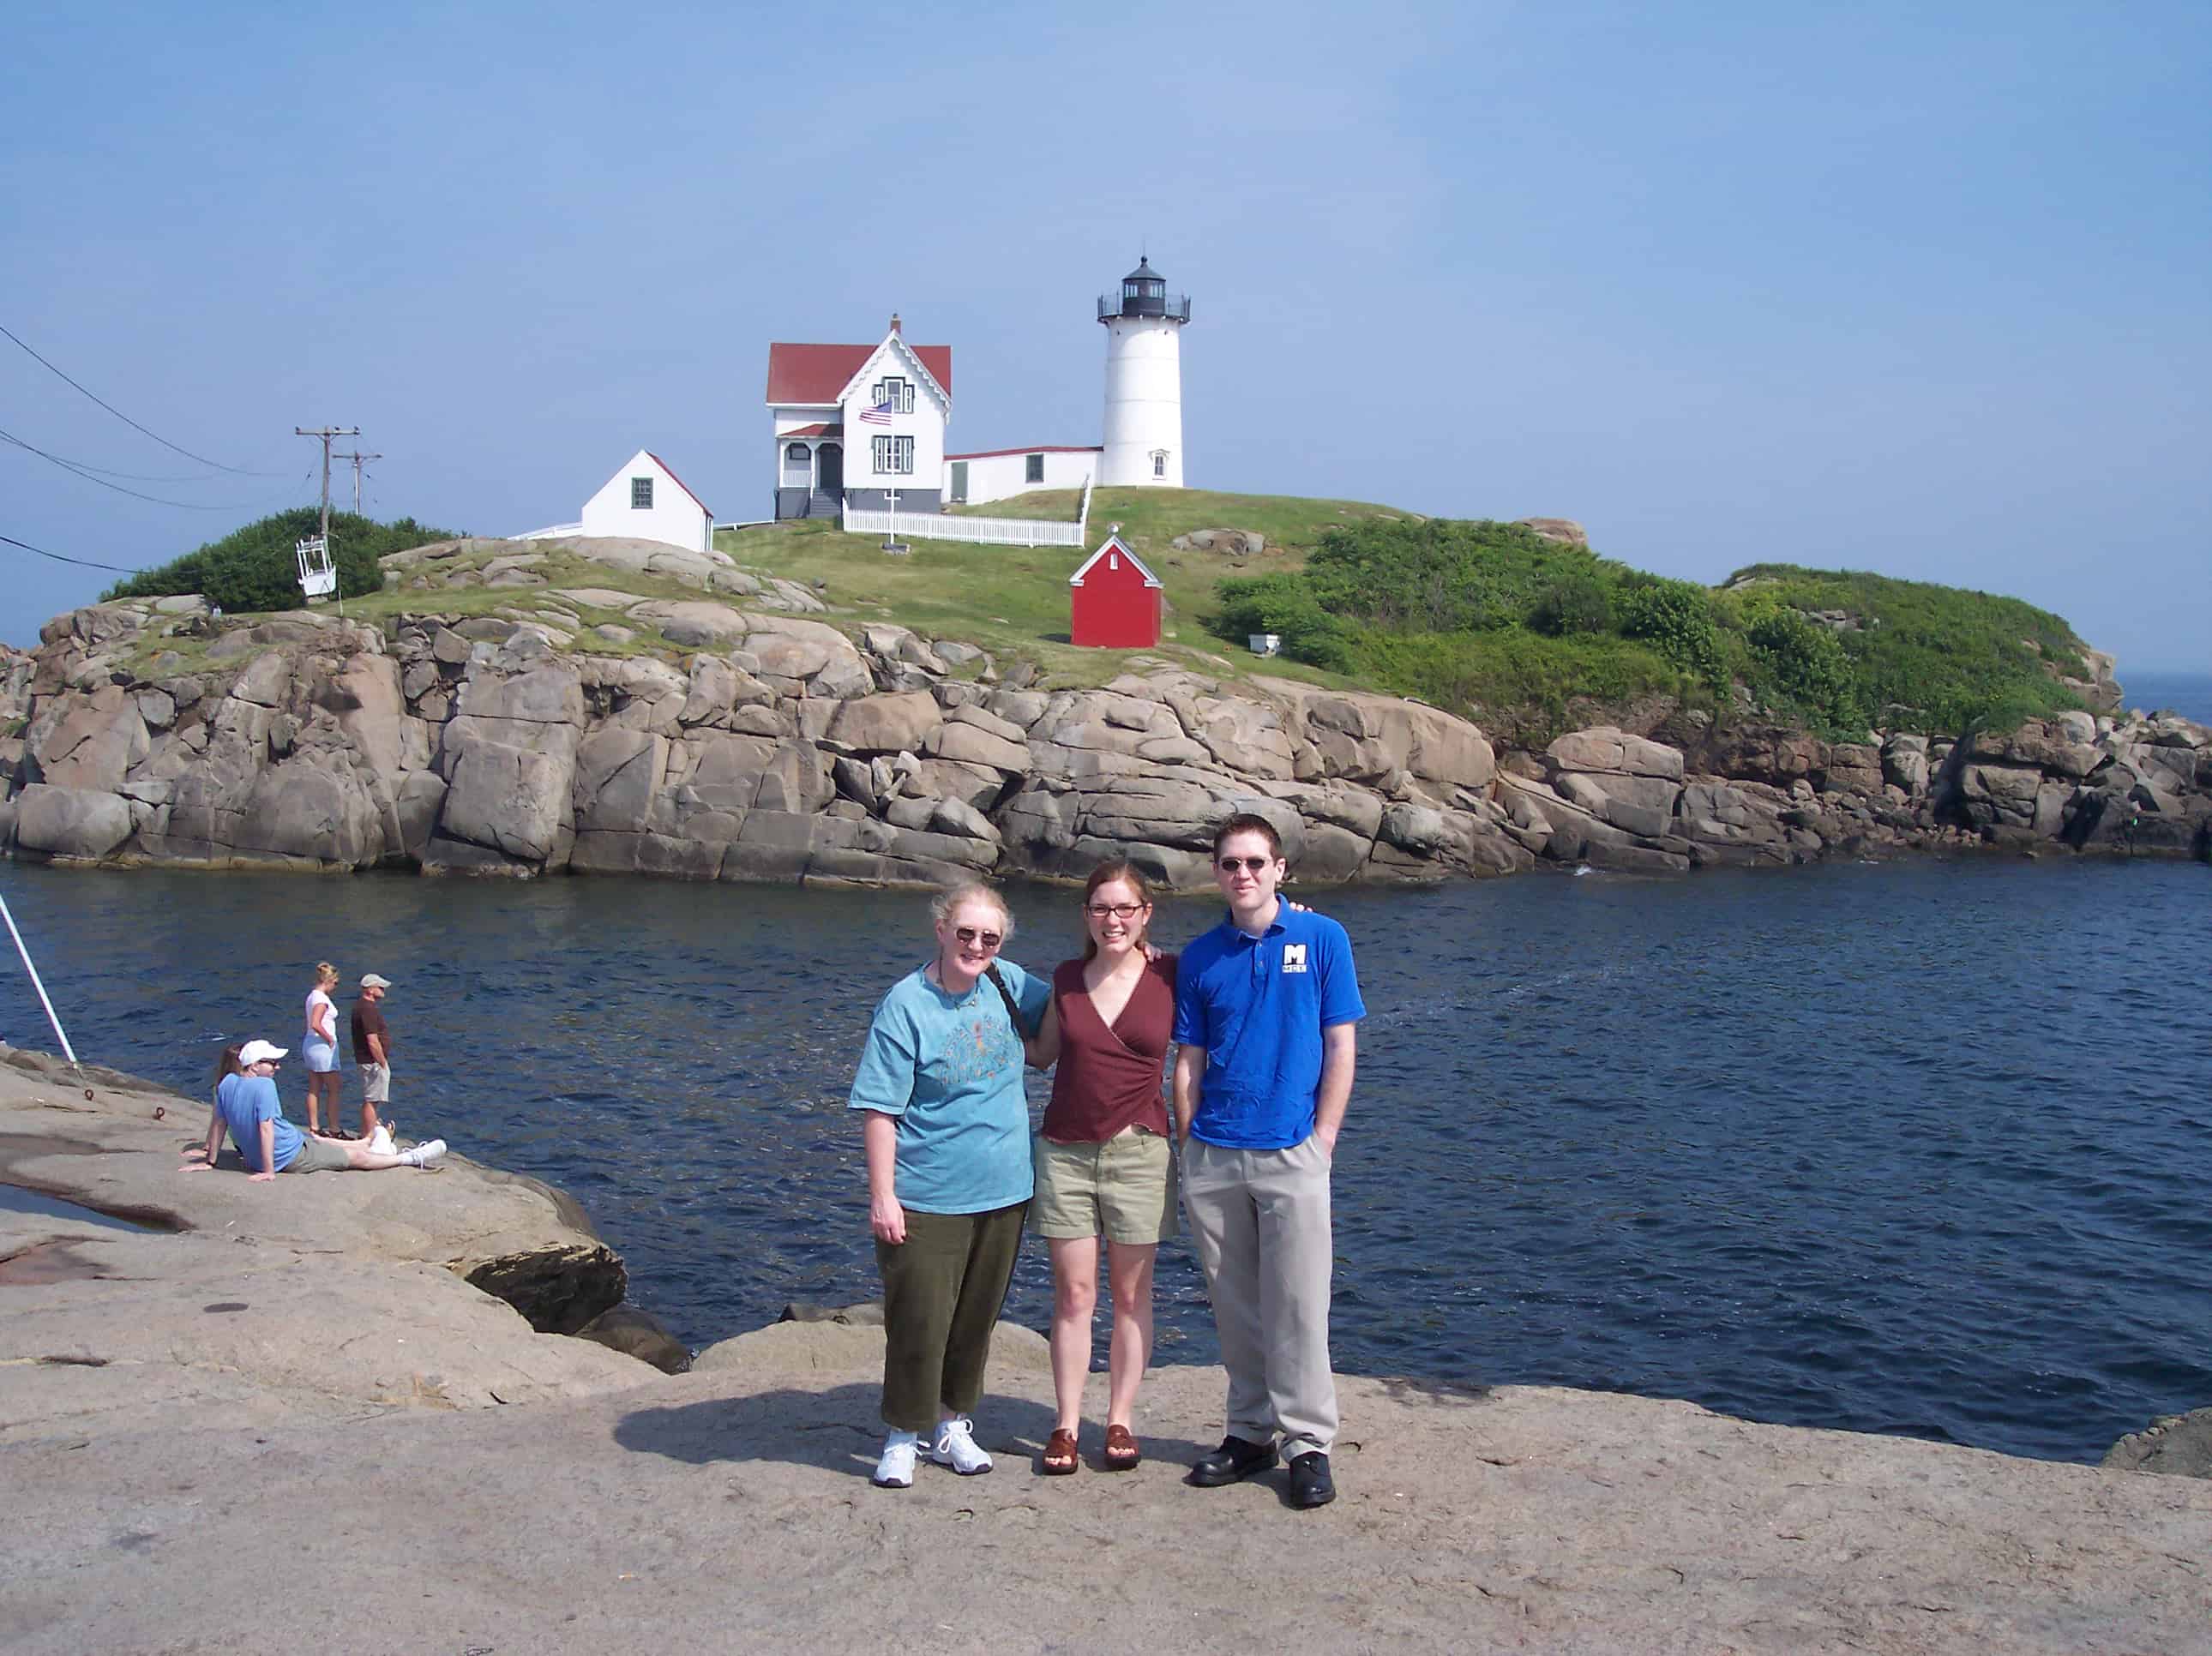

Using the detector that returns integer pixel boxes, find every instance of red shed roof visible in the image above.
[766,341,953,405]
[1068,533,1161,589]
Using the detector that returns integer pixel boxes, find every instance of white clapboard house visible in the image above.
[766,318,953,521]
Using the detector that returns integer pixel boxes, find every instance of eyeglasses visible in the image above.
[953,927,1003,951]
[1217,856,1274,873]
[1085,903,1147,920]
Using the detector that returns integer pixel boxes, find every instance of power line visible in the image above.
[0,424,253,510]
[0,321,284,477]
[0,531,146,575]
[0,429,223,483]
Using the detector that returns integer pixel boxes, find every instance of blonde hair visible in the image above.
[314,961,340,987]
[929,881,1014,943]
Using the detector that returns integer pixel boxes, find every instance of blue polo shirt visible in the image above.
[1173,906,1365,1149]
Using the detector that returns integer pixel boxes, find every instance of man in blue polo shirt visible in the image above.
[1172,811,1364,1509]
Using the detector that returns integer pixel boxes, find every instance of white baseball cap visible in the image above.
[359,973,393,989]
[239,1040,289,1066]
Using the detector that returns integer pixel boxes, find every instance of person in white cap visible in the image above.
[183,1040,444,1179]
[351,973,395,1142]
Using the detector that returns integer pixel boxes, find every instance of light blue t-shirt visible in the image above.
[1173,906,1366,1149]
[216,1071,303,1173]
[847,961,1049,1215]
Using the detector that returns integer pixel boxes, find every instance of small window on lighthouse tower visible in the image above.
[1151,451,1168,479]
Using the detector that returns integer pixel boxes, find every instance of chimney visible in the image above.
[889,312,902,335]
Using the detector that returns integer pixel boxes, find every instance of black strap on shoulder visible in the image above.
[982,963,1034,1040]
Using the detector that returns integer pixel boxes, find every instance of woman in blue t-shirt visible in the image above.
[847,881,1048,1490]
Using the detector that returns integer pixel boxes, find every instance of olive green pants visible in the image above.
[875,1201,1029,1433]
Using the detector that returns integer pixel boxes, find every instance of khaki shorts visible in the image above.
[1031,1126,1178,1245]
[360,1064,390,1103]
[283,1136,351,1174]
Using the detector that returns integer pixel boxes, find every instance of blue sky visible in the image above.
[3,1,2205,671]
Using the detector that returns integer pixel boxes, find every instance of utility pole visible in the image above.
[295,426,359,545]
[335,450,382,515]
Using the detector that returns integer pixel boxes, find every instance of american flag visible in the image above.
[858,398,893,426]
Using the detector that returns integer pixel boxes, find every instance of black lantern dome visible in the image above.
[1098,255,1192,324]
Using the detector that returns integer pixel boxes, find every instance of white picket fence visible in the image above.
[845,478,1092,549]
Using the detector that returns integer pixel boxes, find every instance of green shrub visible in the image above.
[1619,578,1726,688]
[1744,604,1866,731]
[1209,571,1357,672]
[102,509,460,614]
[1530,571,1616,636]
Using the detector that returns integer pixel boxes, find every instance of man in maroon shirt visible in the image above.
[350,972,394,1140]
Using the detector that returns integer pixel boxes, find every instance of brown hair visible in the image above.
[210,1043,243,1095]
[1211,811,1284,861]
[1079,858,1154,961]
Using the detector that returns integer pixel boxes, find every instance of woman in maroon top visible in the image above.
[1026,858,1179,1474]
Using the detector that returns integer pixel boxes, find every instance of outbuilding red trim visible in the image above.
[944,444,1103,461]
[643,451,712,519]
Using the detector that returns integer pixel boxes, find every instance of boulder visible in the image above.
[13,783,135,859]
[1548,725,1685,781]
[629,600,751,649]
[2104,1407,2212,1478]
[929,720,1030,774]
[828,692,941,756]
[574,1305,690,1375]
[1515,517,1588,546]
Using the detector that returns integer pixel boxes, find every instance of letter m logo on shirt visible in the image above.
[1281,942,1309,974]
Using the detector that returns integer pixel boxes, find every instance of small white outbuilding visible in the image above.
[579,449,713,552]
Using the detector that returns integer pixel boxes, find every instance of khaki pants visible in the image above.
[1181,1135,1337,1456]
[875,1202,1028,1433]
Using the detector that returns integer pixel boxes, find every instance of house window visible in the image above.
[631,477,653,509]
[871,377,914,414]
[871,435,914,475]
[1151,450,1168,479]
[782,443,810,486]
[1025,453,1044,484]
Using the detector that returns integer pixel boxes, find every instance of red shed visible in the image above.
[1068,531,1163,648]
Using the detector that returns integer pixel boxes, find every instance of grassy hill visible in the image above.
[91,489,2092,744]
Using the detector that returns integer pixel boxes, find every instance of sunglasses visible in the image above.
[953,926,1004,951]
[1217,856,1274,873]
[1085,903,1147,920]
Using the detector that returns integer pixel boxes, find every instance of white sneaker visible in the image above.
[873,1431,919,1489]
[929,1416,993,1476]
[400,1138,446,1168]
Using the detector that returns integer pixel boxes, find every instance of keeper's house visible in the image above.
[766,318,952,521]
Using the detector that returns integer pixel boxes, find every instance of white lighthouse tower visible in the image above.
[1097,255,1191,488]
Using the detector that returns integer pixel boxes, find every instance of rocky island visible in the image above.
[4,1047,2208,1654]
[1,525,2206,884]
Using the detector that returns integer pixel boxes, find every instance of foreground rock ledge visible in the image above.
[4,1061,2209,1651]
[4,1325,2209,1654]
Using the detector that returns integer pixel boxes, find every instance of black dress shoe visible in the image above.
[1187,1434,1279,1487]
[1287,1450,1336,1509]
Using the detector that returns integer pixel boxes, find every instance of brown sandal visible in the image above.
[1042,1428,1079,1475]
[1103,1424,1140,1471]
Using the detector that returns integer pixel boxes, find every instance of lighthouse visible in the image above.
[1097,255,1191,489]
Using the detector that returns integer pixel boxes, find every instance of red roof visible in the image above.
[779,422,842,439]
[944,444,1103,460]
[645,451,712,519]
[766,341,953,405]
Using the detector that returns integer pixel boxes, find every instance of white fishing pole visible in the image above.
[0,891,78,1067]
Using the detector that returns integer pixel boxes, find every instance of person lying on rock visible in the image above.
[182,1040,445,1179]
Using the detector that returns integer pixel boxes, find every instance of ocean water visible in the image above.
[2119,669,2212,725]
[1,855,2206,1464]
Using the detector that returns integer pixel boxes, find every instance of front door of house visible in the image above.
[818,443,843,496]
[950,460,968,503]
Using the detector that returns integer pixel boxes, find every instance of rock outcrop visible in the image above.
[4,573,2206,886]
